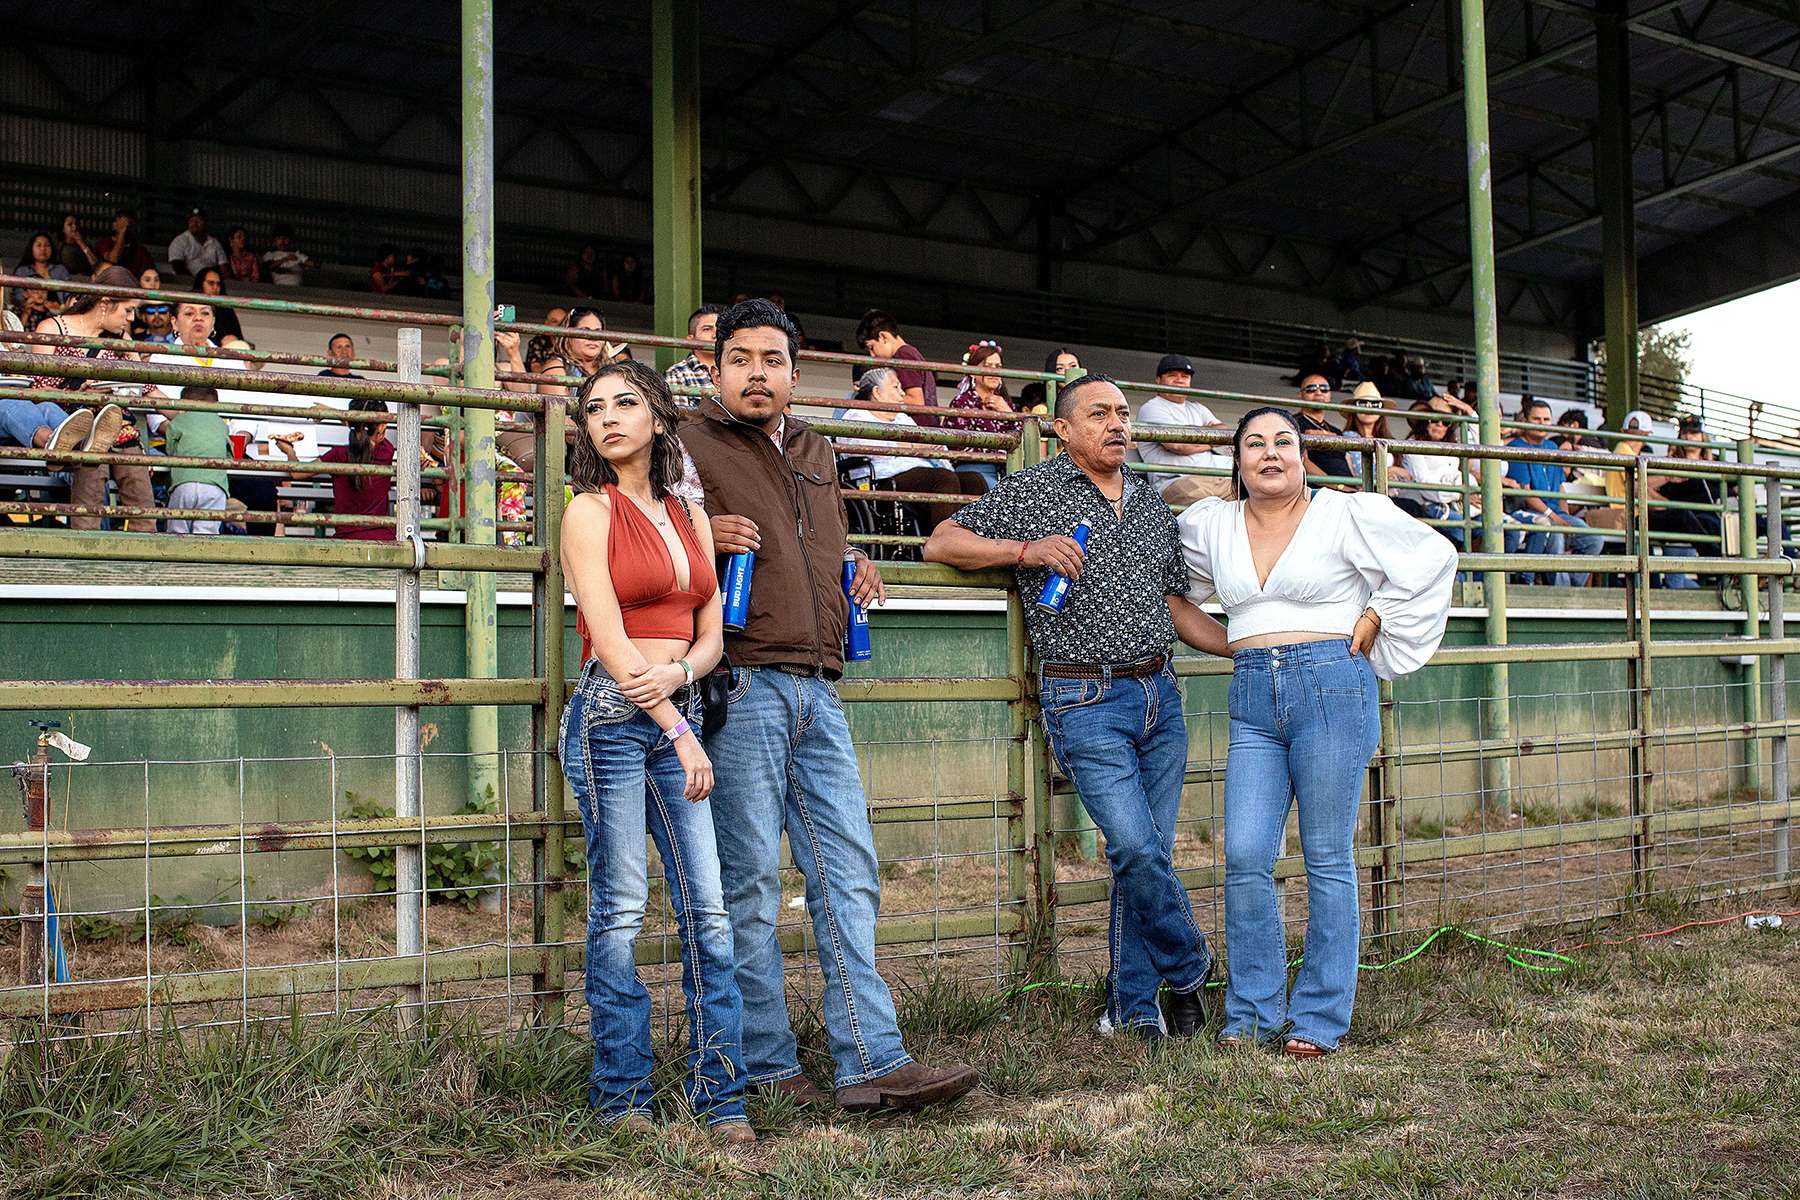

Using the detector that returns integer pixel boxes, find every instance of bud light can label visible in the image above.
[722,551,755,631]
[843,553,873,661]
[1034,521,1091,614]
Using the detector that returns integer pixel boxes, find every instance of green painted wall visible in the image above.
[0,597,1774,914]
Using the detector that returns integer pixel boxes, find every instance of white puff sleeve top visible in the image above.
[1178,489,1457,679]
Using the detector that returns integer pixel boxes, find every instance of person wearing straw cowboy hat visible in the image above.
[1341,382,1422,514]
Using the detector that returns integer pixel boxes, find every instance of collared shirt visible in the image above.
[664,353,714,397]
[950,452,1188,664]
[1504,437,1570,514]
[168,231,227,274]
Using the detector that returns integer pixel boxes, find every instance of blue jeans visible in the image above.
[1505,509,1604,586]
[558,660,748,1127]
[962,462,1000,488]
[0,398,70,447]
[705,667,911,1088]
[1223,640,1379,1050]
[1418,501,1467,549]
[1040,662,1213,1033]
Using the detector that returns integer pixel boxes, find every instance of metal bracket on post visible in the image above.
[1768,472,1790,880]
[395,326,425,1028]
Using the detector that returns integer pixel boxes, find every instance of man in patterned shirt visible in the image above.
[924,374,1223,1041]
[664,304,723,399]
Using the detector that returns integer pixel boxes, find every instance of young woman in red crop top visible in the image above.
[557,360,752,1143]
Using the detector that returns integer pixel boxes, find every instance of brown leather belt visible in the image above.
[1041,654,1166,680]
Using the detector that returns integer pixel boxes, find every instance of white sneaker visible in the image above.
[47,409,95,453]
[84,404,125,454]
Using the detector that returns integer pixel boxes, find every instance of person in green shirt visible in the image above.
[160,386,232,534]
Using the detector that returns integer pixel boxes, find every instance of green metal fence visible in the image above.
[0,279,1795,1038]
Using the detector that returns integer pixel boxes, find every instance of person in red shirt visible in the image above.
[275,398,396,539]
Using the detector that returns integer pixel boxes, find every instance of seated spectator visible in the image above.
[168,208,227,278]
[1646,425,1722,584]
[1342,383,1415,503]
[610,252,648,304]
[261,225,313,286]
[1015,349,1080,415]
[138,266,162,291]
[14,233,70,311]
[1294,374,1354,487]
[0,310,107,453]
[1556,407,1605,450]
[56,213,99,278]
[16,286,56,331]
[1337,337,1366,383]
[318,333,362,379]
[159,386,231,535]
[27,265,149,529]
[94,209,154,277]
[839,367,986,530]
[225,227,260,283]
[855,309,939,425]
[1401,396,1476,546]
[565,243,607,299]
[1503,396,1604,585]
[148,300,291,534]
[1135,353,1232,504]
[1399,354,1436,402]
[275,398,396,540]
[405,249,448,298]
[193,268,244,342]
[134,299,175,344]
[1373,352,1408,399]
[664,304,722,398]
[526,306,566,372]
[942,340,1013,487]
[1288,340,1336,388]
[369,244,408,294]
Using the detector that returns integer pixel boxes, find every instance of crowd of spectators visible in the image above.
[0,219,1735,581]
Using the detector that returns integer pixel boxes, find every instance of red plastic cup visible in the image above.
[228,431,248,460]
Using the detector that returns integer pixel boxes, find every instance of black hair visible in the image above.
[328,331,354,349]
[567,360,686,500]
[346,397,392,493]
[180,386,220,403]
[271,222,295,240]
[854,308,900,349]
[1230,406,1305,499]
[1556,409,1588,428]
[1519,396,1551,420]
[17,231,55,269]
[1052,372,1118,420]
[1042,348,1079,375]
[193,267,225,294]
[714,298,800,365]
[686,302,725,335]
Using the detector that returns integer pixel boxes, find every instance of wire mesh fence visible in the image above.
[1,276,1795,1053]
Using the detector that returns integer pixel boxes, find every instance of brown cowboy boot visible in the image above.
[834,1060,978,1112]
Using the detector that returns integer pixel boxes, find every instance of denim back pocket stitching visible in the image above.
[582,674,640,726]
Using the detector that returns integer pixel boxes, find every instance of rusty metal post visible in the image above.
[394,329,426,1027]
[12,727,51,997]
[1768,470,1791,879]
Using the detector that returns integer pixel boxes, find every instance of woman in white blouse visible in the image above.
[1172,406,1456,1057]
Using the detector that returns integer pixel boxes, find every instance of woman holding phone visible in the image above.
[1173,406,1455,1057]
[557,359,752,1144]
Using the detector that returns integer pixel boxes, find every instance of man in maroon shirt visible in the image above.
[93,209,155,278]
[855,309,940,426]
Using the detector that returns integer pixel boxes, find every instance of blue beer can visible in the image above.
[721,550,755,632]
[1034,521,1092,613]
[843,552,873,662]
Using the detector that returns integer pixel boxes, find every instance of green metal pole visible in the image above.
[535,391,569,1025]
[1596,0,1639,429]
[651,0,702,372]
[1738,440,1763,794]
[462,0,501,816]
[1463,0,1512,816]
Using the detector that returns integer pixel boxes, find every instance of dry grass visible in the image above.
[3,897,1797,1199]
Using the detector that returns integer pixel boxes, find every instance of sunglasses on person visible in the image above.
[1299,383,1331,395]
[141,305,171,316]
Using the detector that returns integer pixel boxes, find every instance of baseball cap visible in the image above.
[1623,409,1653,431]
[188,206,206,217]
[1155,354,1194,376]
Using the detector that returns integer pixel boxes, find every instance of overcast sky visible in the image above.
[1657,278,1799,407]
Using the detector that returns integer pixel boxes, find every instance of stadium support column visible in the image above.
[1597,0,1638,429]
[652,0,702,372]
[462,0,502,817]
[1462,0,1512,814]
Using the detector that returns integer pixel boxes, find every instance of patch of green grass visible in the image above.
[4,912,1796,1199]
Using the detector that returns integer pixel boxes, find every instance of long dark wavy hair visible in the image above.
[1230,405,1305,500]
[567,359,685,498]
